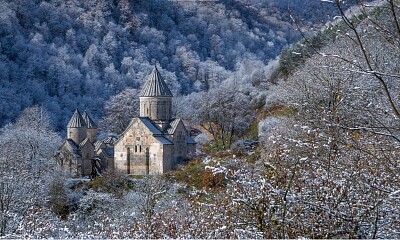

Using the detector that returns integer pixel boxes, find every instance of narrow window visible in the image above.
[140,145,142,152]
[135,145,137,152]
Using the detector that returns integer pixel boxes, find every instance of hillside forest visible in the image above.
[0,0,399,238]
[0,0,360,132]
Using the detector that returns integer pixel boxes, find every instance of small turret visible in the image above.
[67,108,87,144]
[82,111,97,143]
[139,66,173,130]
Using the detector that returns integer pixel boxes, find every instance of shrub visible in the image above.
[202,169,225,190]
[48,176,69,219]
[86,169,128,198]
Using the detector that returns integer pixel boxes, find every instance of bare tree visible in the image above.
[0,106,61,235]
[132,176,170,238]
[176,78,256,150]
[268,26,400,237]
[100,88,139,135]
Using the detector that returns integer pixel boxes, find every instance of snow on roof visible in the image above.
[95,136,118,151]
[94,141,104,151]
[67,108,87,128]
[166,118,181,134]
[79,138,92,149]
[139,66,173,97]
[82,111,97,129]
[102,136,118,144]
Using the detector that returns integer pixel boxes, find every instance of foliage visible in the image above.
[0,106,61,235]
[278,19,351,77]
[99,88,139,135]
[0,0,348,131]
[257,2,400,236]
[48,173,69,219]
[85,169,129,198]
[169,158,226,191]
[2,1,399,239]
[175,77,257,149]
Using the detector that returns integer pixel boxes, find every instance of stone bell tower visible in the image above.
[67,108,87,144]
[82,111,97,143]
[139,66,173,130]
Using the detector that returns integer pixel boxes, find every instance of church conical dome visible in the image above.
[139,67,173,97]
[82,111,97,129]
[67,108,87,128]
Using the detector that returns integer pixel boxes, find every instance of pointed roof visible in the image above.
[79,137,93,149]
[94,141,104,151]
[138,117,163,135]
[60,139,81,158]
[139,67,173,97]
[67,108,87,128]
[166,118,182,134]
[114,117,163,145]
[82,111,97,129]
[102,136,118,145]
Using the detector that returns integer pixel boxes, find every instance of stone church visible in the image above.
[114,66,196,175]
[57,67,196,176]
[57,108,99,177]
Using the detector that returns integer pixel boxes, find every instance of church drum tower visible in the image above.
[139,66,173,130]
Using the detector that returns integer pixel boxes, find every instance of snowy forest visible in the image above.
[0,0,357,131]
[0,0,400,238]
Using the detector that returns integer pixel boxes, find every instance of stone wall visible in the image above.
[139,96,172,121]
[67,127,87,145]
[173,121,188,164]
[114,118,168,175]
[80,142,94,175]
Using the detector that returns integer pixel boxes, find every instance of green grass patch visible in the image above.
[169,159,205,190]
[168,158,226,194]
[84,177,105,190]
[266,105,295,117]
[83,170,131,198]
